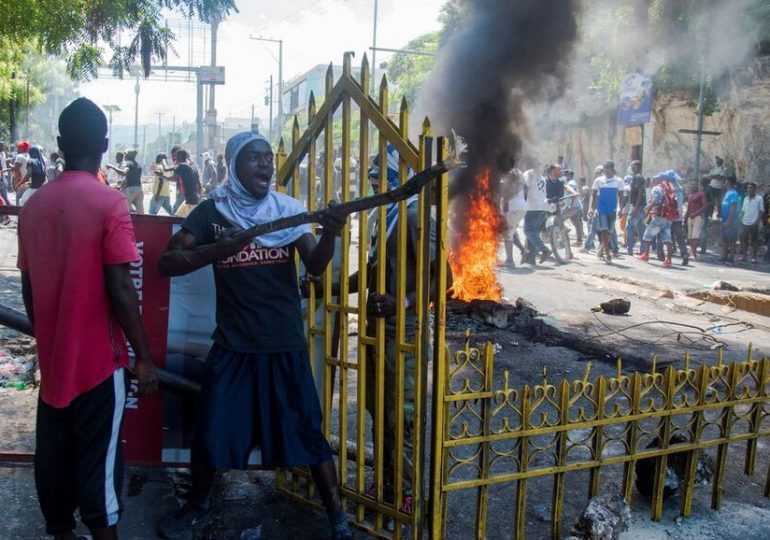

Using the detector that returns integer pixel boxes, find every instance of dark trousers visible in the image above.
[671,220,688,259]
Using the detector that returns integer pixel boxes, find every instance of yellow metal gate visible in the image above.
[274,52,450,539]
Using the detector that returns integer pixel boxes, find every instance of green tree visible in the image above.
[386,0,466,105]
[0,0,237,80]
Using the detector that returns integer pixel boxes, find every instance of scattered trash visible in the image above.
[493,343,503,353]
[712,280,740,292]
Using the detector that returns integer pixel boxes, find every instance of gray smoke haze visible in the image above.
[525,0,767,164]
[415,0,579,204]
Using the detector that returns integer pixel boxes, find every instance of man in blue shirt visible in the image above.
[589,161,622,264]
[720,177,740,264]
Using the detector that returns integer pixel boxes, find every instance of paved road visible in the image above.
[495,241,770,369]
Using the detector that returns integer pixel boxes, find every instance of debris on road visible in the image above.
[569,493,630,540]
[598,298,631,315]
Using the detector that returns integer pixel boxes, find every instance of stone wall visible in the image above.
[550,56,770,187]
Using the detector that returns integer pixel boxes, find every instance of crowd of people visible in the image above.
[0,139,227,220]
[499,155,769,267]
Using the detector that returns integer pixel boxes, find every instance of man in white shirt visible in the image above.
[523,167,553,264]
[589,161,623,263]
[739,182,764,263]
[499,168,528,267]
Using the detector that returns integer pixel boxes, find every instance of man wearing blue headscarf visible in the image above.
[157,132,352,540]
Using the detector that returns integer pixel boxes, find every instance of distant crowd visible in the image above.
[0,140,228,220]
[499,155,768,267]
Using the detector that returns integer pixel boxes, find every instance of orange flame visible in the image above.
[449,169,503,302]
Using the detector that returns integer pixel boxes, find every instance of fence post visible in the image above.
[744,357,767,476]
[514,385,532,540]
[551,379,571,539]
[681,363,708,517]
[588,376,607,498]
[622,372,642,502]
[650,366,676,521]
[712,361,739,510]
[428,136,450,540]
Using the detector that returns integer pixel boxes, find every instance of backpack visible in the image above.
[660,180,680,221]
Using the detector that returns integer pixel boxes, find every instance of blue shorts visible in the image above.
[597,211,616,232]
[643,216,672,244]
[192,345,331,469]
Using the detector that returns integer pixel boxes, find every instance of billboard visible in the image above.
[617,73,653,125]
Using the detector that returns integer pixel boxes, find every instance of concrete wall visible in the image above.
[549,56,770,185]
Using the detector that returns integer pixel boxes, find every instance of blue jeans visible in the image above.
[524,211,549,255]
[149,195,173,216]
[585,214,618,251]
[626,212,646,253]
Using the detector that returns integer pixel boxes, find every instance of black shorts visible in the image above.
[35,369,129,535]
[192,345,331,469]
[741,223,760,244]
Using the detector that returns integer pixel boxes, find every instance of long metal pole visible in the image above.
[208,19,219,152]
[133,77,140,147]
[277,40,283,136]
[107,110,113,159]
[693,59,706,179]
[372,0,379,93]
[269,74,274,141]
[196,75,204,162]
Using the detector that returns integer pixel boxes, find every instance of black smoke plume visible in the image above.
[416,0,579,207]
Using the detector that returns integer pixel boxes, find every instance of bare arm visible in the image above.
[294,205,348,276]
[295,230,339,277]
[107,164,128,177]
[104,264,158,396]
[157,228,250,277]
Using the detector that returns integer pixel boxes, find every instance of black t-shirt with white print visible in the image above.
[181,199,307,353]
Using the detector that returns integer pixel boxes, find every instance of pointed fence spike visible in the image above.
[583,362,593,385]
[422,116,432,133]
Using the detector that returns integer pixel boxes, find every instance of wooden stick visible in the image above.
[233,161,460,242]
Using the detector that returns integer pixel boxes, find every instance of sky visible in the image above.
[80,0,447,135]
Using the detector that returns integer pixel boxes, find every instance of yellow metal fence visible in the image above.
[435,337,770,539]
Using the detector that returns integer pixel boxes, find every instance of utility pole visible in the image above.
[103,105,121,159]
[249,36,283,136]
[207,18,220,153]
[267,75,274,141]
[372,0,379,92]
[156,111,165,153]
[693,59,706,179]
[133,76,140,148]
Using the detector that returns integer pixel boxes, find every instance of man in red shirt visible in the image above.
[17,97,158,540]
[684,179,708,260]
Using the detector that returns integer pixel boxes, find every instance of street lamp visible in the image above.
[249,36,283,140]
[103,104,122,159]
